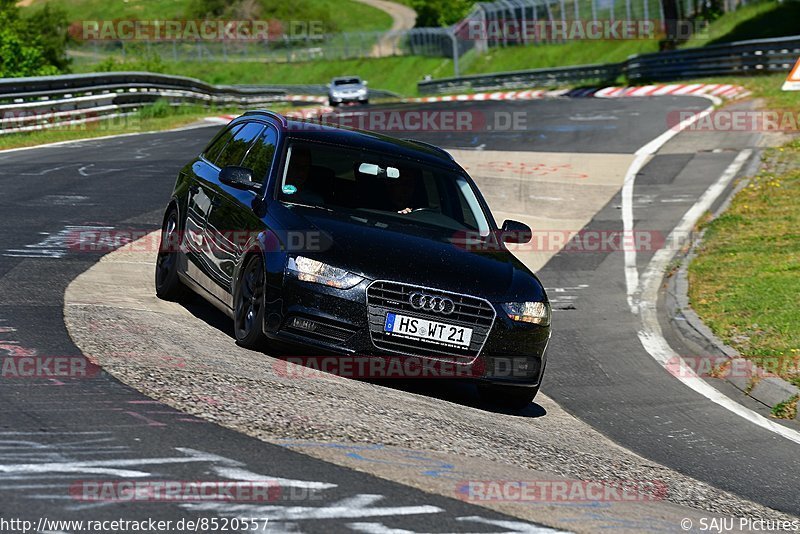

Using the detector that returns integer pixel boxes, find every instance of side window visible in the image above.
[203,124,243,164]
[215,122,266,169]
[240,126,278,185]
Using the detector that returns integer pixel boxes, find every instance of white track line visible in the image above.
[637,149,800,445]
[0,122,216,155]
[622,99,800,444]
[621,95,720,312]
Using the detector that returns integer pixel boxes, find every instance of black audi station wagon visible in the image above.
[156,110,550,408]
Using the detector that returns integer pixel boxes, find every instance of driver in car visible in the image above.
[285,147,324,205]
[386,169,423,214]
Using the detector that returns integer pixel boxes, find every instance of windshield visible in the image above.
[333,78,361,86]
[278,141,491,236]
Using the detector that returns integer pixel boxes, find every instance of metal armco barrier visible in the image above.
[419,34,800,94]
[419,62,624,93]
[0,72,398,134]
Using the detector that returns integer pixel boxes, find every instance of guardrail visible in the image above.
[419,34,800,94]
[418,62,624,94]
[627,35,800,81]
[0,72,398,135]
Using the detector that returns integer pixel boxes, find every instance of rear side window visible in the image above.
[215,122,266,169]
[240,126,278,185]
[203,124,243,164]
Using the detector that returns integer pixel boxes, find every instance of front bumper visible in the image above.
[263,277,549,387]
[329,95,368,104]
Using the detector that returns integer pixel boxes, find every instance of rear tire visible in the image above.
[478,384,539,410]
[155,208,187,301]
[234,254,268,349]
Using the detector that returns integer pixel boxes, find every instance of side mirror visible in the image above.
[363,80,368,86]
[219,166,257,191]
[501,220,532,244]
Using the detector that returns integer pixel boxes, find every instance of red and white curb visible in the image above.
[594,83,749,99]
[408,83,749,103]
[408,89,567,103]
[205,83,750,124]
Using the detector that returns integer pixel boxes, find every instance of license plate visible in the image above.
[384,313,472,348]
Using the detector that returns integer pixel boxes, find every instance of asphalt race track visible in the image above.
[1,96,798,531]
[0,130,547,533]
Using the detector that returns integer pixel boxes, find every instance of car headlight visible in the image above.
[286,256,363,289]
[501,302,551,326]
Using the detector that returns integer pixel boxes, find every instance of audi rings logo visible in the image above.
[409,292,455,315]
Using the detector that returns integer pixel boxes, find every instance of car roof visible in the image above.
[237,110,458,168]
[332,76,361,81]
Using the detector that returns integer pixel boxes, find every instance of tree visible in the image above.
[0,0,70,77]
[660,0,680,50]
[412,0,473,27]
[25,3,72,72]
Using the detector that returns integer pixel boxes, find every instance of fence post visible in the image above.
[449,29,460,78]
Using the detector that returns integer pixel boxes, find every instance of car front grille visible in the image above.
[366,280,496,363]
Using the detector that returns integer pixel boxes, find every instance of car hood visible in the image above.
[331,84,364,92]
[271,205,546,302]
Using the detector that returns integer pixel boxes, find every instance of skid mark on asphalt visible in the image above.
[546,285,589,310]
[3,225,114,259]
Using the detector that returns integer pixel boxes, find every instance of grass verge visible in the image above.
[0,103,255,151]
[683,0,800,48]
[74,56,454,96]
[688,136,800,392]
[20,0,393,33]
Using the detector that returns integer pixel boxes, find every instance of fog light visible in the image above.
[290,317,318,332]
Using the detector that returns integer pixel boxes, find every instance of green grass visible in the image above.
[59,0,800,96]
[0,103,270,151]
[20,0,393,33]
[460,40,659,74]
[299,0,392,33]
[688,137,800,391]
[74,55,453,96]
[22,0,192,21]
[683,0,800,48]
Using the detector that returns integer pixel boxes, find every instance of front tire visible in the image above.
[155,208,186,301]
[234,254,268,349]
[478,384,539,410]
